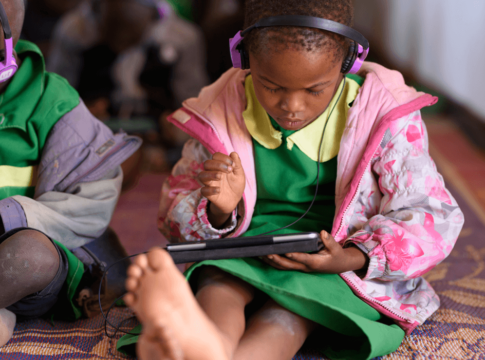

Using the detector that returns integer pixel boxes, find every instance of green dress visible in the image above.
[118,76,405,359]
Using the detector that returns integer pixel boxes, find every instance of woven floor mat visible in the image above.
[2,181,484,360]
[0,308,136,360]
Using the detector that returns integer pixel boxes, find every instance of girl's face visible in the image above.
[250,48,343,131]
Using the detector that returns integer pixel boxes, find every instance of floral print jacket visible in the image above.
[157,63,464,335]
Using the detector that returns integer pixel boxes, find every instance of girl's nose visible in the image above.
[280,94,305,114]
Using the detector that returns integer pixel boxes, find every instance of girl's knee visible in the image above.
[196,266,255,303]
[0,230,61,307]
[0,230,59,275]
[249,301,317,336]
[4,229,53,247]
[197,266,232,287]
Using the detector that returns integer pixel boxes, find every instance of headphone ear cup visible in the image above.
[240,43,250,70]
[341,41,357,74]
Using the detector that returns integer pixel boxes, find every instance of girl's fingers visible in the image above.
[207,153,233,171]
[229,152,244,177]
[261,257,286,270]
[284,252,319,269]
[201,186,220,198]
[212,152,234,165]
[319,230,339,250]
[204,159,233,173]
[198,171,222,184]
[266,254,308,272]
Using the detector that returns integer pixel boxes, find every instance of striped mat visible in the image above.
[1,308,136,360]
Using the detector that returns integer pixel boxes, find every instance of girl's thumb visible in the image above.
[230,152,244,177]
[319,230,333,248]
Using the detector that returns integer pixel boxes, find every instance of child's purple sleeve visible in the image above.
[0,198,27,234]
[6,101,142,248]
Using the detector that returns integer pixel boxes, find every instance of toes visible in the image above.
[147,247,173,271]
[124,293,136,307]
[125,276,139,292]
[127,263,143,278]
[134,254,149,270]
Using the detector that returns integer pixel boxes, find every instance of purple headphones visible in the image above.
[0,1,18,83]
[230,15,370,74]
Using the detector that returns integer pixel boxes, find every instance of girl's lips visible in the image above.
[276,118,306,130]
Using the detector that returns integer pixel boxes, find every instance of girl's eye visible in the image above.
[263,85,279,93]
[307,89,323,96]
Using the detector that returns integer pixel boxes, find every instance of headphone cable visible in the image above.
[98,76,348,337]
[258,76,347,235]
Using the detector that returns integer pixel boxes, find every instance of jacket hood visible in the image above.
[357,62,426,106]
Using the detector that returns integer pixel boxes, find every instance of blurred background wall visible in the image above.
[353,0,485,123]
[19,0,484,172]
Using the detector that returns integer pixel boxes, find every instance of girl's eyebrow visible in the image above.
[259,75,332,89]
[259,75,282,87]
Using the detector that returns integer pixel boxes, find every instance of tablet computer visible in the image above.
[167,232,323,264]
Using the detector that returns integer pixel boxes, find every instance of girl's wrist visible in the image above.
[208,202,234,229]
[343,246,369,273]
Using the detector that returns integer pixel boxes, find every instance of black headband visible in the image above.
[0,1,12,39]
[241,15,369,50]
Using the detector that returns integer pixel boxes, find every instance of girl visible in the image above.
[120,1,464,359]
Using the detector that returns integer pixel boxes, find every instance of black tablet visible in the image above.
[166,232,323,264]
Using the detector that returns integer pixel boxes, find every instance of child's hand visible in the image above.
[262,231,369,274]
[198,152,245,228]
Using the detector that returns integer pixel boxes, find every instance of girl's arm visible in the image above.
[344,111,464,281]
[158,139,238,242]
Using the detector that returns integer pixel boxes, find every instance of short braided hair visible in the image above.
[243,0,354,63]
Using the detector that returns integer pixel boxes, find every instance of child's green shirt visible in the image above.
[242,74,363,236]
[0,40,84,320]
[0,40,79,199]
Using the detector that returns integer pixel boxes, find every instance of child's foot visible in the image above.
[137,321,184,360]
[0,309,16,347]
[125,248,229,360]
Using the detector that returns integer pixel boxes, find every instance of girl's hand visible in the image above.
[198,152,245,228]
[262,231,369,274]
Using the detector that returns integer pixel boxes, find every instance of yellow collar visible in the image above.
[243,75,361,162]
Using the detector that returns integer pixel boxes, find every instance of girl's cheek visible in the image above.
[260,95,280,114]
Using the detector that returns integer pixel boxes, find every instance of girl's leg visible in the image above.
[0,230,59,308]
[195,266,255,355]
[233,299,318,360]
[0,230,60,347]
[125,249,231,360]
[125,249,314,360]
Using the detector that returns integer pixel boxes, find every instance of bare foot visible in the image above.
[0,309,16,347]
[125,248,229,360]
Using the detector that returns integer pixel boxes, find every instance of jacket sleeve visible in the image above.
[158,139,237,243]
[10,168,122,249]
[344,111,464,282]
[0,101,142,248]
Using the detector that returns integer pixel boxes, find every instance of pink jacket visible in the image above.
[158,63,464,335]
